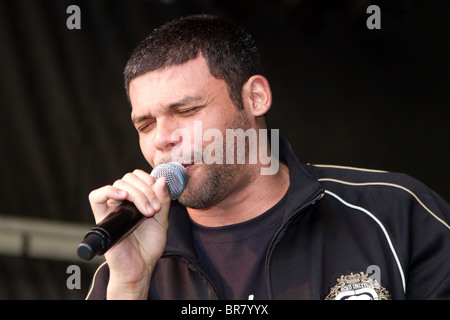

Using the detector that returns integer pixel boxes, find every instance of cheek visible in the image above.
[139,135,156,167]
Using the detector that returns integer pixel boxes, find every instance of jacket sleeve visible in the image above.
[309,164,450,299]
[85,261,108,300]
[401,174,450,299]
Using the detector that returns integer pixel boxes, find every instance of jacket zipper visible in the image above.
[264,191,324,299]
[162,191,324,300]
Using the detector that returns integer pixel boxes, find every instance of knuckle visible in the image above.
[88,185,107,200]
[123,172,134,180]
[88,190,96,201]
[133,169,153,183]
[112,179,123,187]
[138,183,151,197]
[88,185,114,203]
[144,186,154,198]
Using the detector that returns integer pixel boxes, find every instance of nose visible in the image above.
[153,117,182,151]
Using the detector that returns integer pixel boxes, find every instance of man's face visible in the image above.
[129,54,253,209]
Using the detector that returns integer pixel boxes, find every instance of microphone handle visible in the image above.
[77,201,146,261]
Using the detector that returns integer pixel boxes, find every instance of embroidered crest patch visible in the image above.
[325,271,391,300]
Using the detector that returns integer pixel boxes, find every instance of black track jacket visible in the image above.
[87,138,450,300]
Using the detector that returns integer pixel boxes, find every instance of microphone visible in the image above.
[77,162,188,261]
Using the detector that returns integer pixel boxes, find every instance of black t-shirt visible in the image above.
[191,193,287,300]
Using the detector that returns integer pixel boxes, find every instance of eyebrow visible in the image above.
[132,95,202,124]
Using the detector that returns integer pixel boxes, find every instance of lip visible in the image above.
[181,163,194,173]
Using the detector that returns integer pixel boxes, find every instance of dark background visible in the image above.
[0,0,448,299]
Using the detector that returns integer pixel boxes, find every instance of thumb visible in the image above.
[151,177,171,230]
[153,176,171,206]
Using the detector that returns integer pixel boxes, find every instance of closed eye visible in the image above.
[137,120,156,133]
[177,105,204,116]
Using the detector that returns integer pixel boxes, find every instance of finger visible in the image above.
[122,172,160,211]
[151,177,171,229]
[88,185,128,222]
[153,176,170,204]
[112,179,155,216]
[132,169,155,186]
[89,185,128,205]
[106,197,126,207]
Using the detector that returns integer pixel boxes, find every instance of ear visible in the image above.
[242,75,272,117]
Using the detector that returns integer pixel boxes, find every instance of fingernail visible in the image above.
[152,199,161,211]
[146,203,154,214]
[159,177,168,194]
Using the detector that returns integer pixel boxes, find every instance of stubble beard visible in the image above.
[177,109,252,209]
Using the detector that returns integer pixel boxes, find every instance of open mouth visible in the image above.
[181,163,194,173]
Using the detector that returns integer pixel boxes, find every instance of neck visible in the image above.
[187,162,289,227]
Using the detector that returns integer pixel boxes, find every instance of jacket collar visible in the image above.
[164,135,324,259]
[278,136,324,223]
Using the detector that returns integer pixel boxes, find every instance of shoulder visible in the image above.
[307,163,408,185]
[300,164,450,299]
[304,163,450,231]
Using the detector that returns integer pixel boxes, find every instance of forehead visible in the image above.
[129,55,226,116]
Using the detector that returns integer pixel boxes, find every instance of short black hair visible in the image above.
[123,14,262,109]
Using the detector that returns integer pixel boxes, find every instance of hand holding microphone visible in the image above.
[79,162,188,299]
[78,162,188,260]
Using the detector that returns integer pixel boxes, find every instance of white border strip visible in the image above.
[324,190,406,293]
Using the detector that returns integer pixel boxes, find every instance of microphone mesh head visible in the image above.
[150,162,188,200]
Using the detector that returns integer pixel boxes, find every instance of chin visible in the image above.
[177,162,238,209]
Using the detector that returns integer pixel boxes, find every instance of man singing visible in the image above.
[86,15,450,300]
